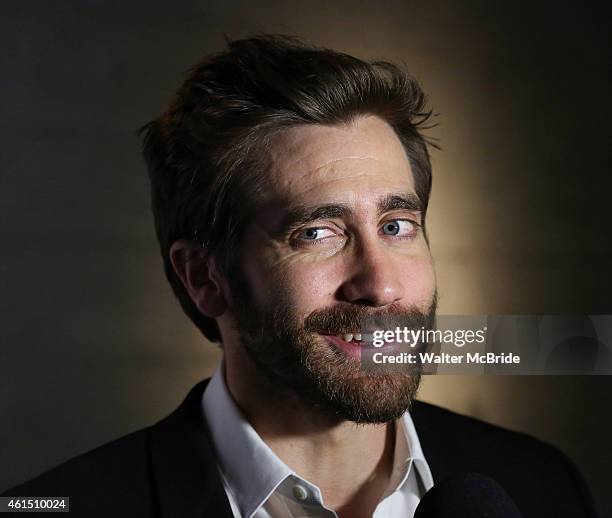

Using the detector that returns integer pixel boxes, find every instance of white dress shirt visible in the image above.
[202,360,434,518]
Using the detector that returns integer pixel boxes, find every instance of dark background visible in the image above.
[1,1,610,515]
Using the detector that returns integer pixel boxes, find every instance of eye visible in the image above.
[381,219,419,237]
[294,227,337,241]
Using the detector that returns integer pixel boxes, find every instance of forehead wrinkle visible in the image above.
[269,126,410,178]
[270,150,413,194]
[302,155,383,174]
[264,115,416,207]
[270,153,406,188]
[278,170,415,201]
[271,139,369,168]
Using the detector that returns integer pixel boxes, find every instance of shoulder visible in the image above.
[410,400,597,517]
[1,427,154,516]
[1,379,219,518]
[411,398,558,456]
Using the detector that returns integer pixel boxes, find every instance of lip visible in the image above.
[321,334,364,359]
[321,333,403,361]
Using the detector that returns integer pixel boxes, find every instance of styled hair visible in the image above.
[140,34,435,343]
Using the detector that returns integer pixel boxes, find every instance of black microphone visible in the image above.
[414,472,524,518]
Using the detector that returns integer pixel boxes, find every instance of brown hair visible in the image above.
[140,34,435,343]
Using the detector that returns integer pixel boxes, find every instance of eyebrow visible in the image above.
[377,193,423,214]
[280,192,423,230]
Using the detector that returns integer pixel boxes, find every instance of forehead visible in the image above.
[264,115,415,204]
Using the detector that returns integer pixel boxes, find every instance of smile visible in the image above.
[319,332,382,360]
[338,333,363,342]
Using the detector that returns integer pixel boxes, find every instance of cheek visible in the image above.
[241,245,341,316]
[272,260,341,318]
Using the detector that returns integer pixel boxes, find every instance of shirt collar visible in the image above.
[202,359,434,516]
[399,407,435,493]
[202,359,293,518]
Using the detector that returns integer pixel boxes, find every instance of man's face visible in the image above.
[229,115,437,423]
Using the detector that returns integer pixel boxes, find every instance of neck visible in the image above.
[223,349,397,516]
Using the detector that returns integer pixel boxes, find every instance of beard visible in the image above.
[230,279,437,424]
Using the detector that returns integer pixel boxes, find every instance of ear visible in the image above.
[169,239,228,318]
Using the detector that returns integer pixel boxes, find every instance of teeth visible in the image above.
[336,333,364,342]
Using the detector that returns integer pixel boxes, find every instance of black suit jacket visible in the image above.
[2,379,598,517]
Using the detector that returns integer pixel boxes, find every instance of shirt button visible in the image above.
[292,484,309,501]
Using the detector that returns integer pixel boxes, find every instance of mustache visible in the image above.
[303,302,435,336]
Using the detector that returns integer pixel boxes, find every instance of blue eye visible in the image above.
[381,220,418,237]
[303,228,319,239]
[382,221,400,235]
[296,227,336,241]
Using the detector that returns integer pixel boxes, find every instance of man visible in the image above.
[3,35,597,517]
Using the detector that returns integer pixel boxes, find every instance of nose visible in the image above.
[338,238,405,307]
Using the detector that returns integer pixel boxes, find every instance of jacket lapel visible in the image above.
[147,379,234,518]
[410,400,462,483]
